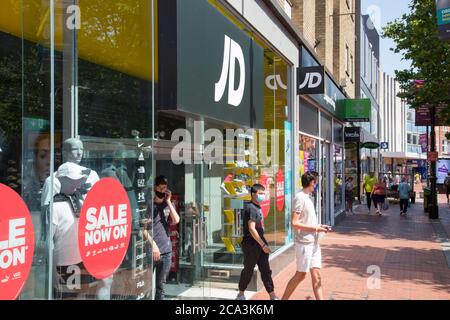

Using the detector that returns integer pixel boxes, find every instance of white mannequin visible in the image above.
[41,138,99,207]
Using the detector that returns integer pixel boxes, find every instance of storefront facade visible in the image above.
[298,47,346,226]
[0,0,299,299]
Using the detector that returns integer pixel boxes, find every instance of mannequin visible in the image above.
[41,138,100,208]
[52,162,91,299]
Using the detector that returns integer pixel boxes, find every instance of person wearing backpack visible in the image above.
[236,184,279,300]
[445,173,450,204]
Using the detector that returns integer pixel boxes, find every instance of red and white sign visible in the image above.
[427,151,438,162]
[259,173,271,218]
[276,169,285,212]
[78,178,131,279]
[0,184,34,300]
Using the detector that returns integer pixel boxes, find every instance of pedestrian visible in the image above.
[282,173,331,300]
[371,178,387,216]
[363,172,377,213]
[236,184,279,300]
[398,177,411,216]
[145,175,180,300]
[444,173,450,204]
[345,176,355,214]
[415,172,421,185]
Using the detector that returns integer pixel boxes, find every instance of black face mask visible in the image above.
[155,191,166,199]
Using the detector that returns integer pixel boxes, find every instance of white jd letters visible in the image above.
[266,74,287,90]
[215,35,246,107]
[299,72,322,90]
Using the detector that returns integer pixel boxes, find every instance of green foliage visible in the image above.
[383,0,450,121]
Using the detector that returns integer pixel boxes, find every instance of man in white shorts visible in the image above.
[282,172,331,300]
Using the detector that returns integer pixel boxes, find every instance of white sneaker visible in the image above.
[235,294,246,300]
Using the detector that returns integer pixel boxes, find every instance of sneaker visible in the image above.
[271,296,280,300]
[235,294,246,300]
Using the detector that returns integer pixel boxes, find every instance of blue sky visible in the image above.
[361,0,412,78]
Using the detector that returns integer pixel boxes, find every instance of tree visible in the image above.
[383,0,450,121]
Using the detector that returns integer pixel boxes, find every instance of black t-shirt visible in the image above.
[242,201,266,245]
[151,202,172,255]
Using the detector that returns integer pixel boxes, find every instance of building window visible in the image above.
[345,44,350,77]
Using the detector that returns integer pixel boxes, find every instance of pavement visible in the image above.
[252,190,450,300]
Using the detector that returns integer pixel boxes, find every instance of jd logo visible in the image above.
[266,75,287,91]
[215,35,246,107]
[297,66,325,95]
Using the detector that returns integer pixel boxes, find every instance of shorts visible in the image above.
[295,243,322,272]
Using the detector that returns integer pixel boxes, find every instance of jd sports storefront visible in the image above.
[0,0,296,299]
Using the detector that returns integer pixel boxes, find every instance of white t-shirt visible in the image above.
[52,201,82,266]
[293,190,320,244]
[41,167,100,207]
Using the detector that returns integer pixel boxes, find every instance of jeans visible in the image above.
[238,241,274,293]
[400,199,409,213]
[366,192,372,209]
[153,252,172,300]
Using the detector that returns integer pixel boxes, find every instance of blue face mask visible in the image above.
[257,194,266,202]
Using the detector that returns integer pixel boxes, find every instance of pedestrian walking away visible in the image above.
[236,184,279,301]
[445,173,450,204]
[345,176,355,214]
[398,177,411,216]
[282,173,331,300]
[363,172,377,213]
[371,178,387,216]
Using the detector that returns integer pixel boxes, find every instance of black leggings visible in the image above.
[366,192,372,209]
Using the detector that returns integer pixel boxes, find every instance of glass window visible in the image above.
[333,145,344,214]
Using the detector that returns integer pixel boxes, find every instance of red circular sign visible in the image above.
[0,184,34,300]
[276,169,285,212]
[259,173,271,218]
[78,178,131,279]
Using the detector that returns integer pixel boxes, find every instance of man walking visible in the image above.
[445,173,450,204]
[282,173,331,300]
[398,177,411,216]
[236,184,279,300]
[363,172,377,213]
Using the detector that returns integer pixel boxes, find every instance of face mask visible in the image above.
[155,191,166,199]
[257,194,265,202]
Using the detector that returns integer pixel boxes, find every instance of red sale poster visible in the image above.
[0,184,34,300]
[276,169,285,212]
[259,173,271,218]
[78,178,131,279]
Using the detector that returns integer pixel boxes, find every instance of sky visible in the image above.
[361,0,412,78]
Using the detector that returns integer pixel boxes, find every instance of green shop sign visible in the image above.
[337,99,371,122]
[361,142,380,149]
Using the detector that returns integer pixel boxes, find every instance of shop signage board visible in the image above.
[428,151,439,162]
[437,0,450,41]
[362,142,380,149]
[0,184,34,300]
[78,178,132,279]
[158,0,264,128]
[344,127,361,143]
[380,142,389,149]
[297,66,325,95]
[337,99,371,122]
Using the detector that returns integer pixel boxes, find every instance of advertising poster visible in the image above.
[78,178,132,279]
[437,0,450,41]
[419,133,428,153]
[437,159,450,184]
[0,184,34,300]
[284,121,292,242]
[259,172,271,219]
